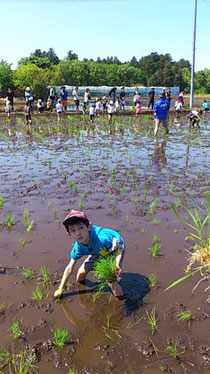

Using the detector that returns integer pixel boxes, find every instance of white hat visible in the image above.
[26,87,30,91]
[110,100,114,105]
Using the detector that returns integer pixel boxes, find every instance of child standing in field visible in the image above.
[107,100,114,124]
[89,104,95,124]
[174,98,183,117]
[102,96,107,115]
[95,98,101,115]
[5,98,11,118]
[114,97,120,114]
[24,101,32,125]
[54,210,125,299]
[135,101,141,117]
[56,99,63,121]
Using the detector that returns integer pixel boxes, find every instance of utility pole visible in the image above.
[190,0,197,108]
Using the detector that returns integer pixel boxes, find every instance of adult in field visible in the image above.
[120,87,126,110]
[49,86,56,112]
[148,87,155,109]
[108,87,117,103]
[153,92,170,136]
[6,87,14,112]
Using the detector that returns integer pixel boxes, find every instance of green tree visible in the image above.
[18,56,51,69]
[0,60,13,94]
[13,63,47,98]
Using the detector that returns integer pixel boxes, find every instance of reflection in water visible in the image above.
[153,138,167,168]
[174,117,183,129]
[185,144,189,169]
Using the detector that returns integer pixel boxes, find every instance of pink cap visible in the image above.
[63,210,89,229]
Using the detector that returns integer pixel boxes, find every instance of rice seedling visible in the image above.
[26,220,34,232]
[32,286,43,301]
[0,302,5,312]
[0,346,10,369]
[23,209,29,220]
[38,266,51,286]
[0,198,4,208]
[148,233,162,257]
[74,185,78,194]
[143,189,148,201]
[68,370,76,374]
[9,350,38,374]
[164,340,184,359]
[20,267,34,279]
[149,198,159,214]
[148,272,158,287]
[57,216,62,223]
[119,187,125,196]
[176,311,192,327]
[166,191,210,293]
[17,238,26,247]
[126,317,144,329]
[78,199,83,210]
[149,338,160,357]
[62,173,67,181]
[151,218,160,225]
[9,321,24,340]
[53,207,57,215]
[93,255,119,300]
[53,328,69,347]
[145,306,158,335]
[5,213,15,227]
[47,201,52,208]
[82,190,87,198]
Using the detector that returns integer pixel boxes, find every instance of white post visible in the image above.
[190,0,197,108]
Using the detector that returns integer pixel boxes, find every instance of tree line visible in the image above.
[0,48,209,99]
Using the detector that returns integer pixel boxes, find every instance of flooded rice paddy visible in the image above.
[0,113,209,374]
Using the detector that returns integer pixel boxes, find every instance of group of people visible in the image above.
[3,86,209,132]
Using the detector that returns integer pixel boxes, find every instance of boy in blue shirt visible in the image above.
[54,210,125,299]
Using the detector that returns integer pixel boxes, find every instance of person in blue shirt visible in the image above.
[54,210,125,299]
[153,93,170,136]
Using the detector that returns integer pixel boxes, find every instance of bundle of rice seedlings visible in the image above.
[93,255,120,301]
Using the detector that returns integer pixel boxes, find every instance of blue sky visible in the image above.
[0,0,209,71]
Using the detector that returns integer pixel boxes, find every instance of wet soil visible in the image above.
[0,113,209,374]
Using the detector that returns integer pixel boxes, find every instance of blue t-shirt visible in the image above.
[153,98,170,119]
[70,225,124,260]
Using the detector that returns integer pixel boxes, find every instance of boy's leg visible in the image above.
[154,119,160,136]
[162,119,169,134]
[76,255,95,282]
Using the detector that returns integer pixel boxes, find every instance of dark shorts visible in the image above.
[90,114,95,119]
[75,100,79,106]
[204,107,209,112]
[108,113,113,117]
[25,114,31,121]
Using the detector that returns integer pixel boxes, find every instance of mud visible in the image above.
[0,113,210,373]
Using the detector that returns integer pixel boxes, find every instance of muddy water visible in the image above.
[0,114,210,374]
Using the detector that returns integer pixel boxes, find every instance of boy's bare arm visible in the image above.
[54,258,76,298]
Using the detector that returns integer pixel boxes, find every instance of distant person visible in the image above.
[153,92,170,136]
[178,91,184,105]
[135,101,141,117]
[114,97,120,114]
[5,98,11,118]
[24,101,32,125]
[72,86,80,112]
[89,103,95,124]
[202,100,209,114]
[148,87,155,109]
[25,87,33,108]
[59,86,68,111]
[160,87,166,99]
[37,99,44,113]
[174,98,183,117]
[120,87,126,111]
[6,88,14,112]
[101,96,107,115]
[83,88,90,111]
[133,88,140,106]
[95,98,102,115]
[56,99,63,121]
[108,87,117,103]
[165,88,172,108]
[49,86,56,112]
[107,100,114,124]
[187,109,203,129]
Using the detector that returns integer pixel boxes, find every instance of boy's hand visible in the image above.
[54,287,63,299]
